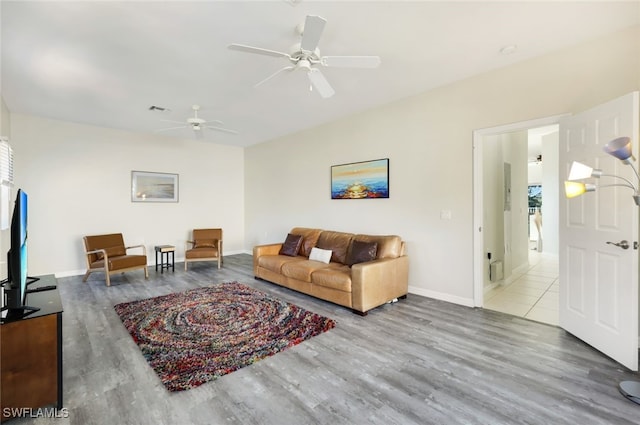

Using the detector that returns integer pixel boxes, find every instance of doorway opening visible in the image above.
[473,115,565,325]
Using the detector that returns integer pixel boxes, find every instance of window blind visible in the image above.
[0,138,13,185]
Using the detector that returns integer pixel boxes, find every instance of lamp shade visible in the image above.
[604,136,634,163]
[564,181,596,198]
[568,161,602,180]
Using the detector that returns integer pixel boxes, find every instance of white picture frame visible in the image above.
[131,171,179,203]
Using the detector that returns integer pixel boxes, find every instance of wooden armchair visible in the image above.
[83,233,149,286]
[185,228,222,270]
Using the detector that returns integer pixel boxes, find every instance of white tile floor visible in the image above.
[484,250,559,326]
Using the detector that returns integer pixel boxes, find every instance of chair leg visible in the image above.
[218,257,221,269]
[82,270,91,282]
[105,272,111,287]
[144,266,149,279]
[185,261,188,271]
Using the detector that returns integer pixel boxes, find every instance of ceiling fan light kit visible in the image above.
[228,14,381,99]
[156,105,238,136]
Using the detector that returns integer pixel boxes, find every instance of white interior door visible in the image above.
[559,91,640,371]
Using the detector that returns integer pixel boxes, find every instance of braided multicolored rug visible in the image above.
[114,281,336,391]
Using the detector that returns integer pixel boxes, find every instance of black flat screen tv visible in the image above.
[1,188,39,317]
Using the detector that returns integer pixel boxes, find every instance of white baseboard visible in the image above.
[408,285,475,308]
[54,250,250,278]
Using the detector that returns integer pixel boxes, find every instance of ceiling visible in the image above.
[2,1,639,148]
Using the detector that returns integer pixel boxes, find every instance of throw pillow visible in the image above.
[309,247,332,264]
[347,240,378,266]
[279,233,304,257]
[194,239,217,248]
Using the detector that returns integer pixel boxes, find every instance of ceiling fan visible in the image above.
[156,105,238,136]
[228,15,381,99]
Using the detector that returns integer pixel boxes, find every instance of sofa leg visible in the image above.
[399,294,408,300]
[352,309,368,316]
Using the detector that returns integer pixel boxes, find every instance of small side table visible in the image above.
[155,245,175,273]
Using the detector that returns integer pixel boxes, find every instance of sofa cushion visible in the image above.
[311,264,352,292]
[258,255,304,274]
[354,234,403,259]
[347,240,378,266]
[290,227,322,258]
[281,259,331,283]
[279,233,303,257]
[317,230,354,264]
[309,247,332,264]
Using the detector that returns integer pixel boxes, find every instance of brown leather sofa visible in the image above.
[253,227,409,315]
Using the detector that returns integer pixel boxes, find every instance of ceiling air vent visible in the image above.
[148,105,170,112]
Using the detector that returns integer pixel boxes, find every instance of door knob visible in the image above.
[607,240,630,250]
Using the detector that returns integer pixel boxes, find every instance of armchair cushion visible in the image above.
[194,239,217,249]
[96,245,126,261]
[186,247,219,259]
[94,255,147,270]
[84,233,126,263]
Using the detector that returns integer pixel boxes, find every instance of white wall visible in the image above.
[528,162,542,185]
[0,96,11,279]
[482,134,503,285]
[541,131,559,255]
[10,114,245,276]
[507,131,530,274]
[482,131,528,286]
[245,26,640,306]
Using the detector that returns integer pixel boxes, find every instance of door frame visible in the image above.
[472,114,568,307]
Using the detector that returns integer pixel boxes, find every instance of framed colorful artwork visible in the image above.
[331,158,389,199]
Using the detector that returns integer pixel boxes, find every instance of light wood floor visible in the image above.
[11,254,640,424]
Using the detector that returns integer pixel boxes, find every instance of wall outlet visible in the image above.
[440,210,452,220]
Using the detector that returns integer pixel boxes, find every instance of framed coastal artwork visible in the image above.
[131,171,179,202]
[331,158,389,199]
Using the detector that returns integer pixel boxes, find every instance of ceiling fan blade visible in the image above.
[155,125,188,132]
[159,119,188,125]
[255,65,295,87]
[300,15,326,52]
[228,43,291,59]
[205,126,239,135]
[307,68,335,99]
[321,55,381,68]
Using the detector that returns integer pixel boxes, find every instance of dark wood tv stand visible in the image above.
[1,275,63,422]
